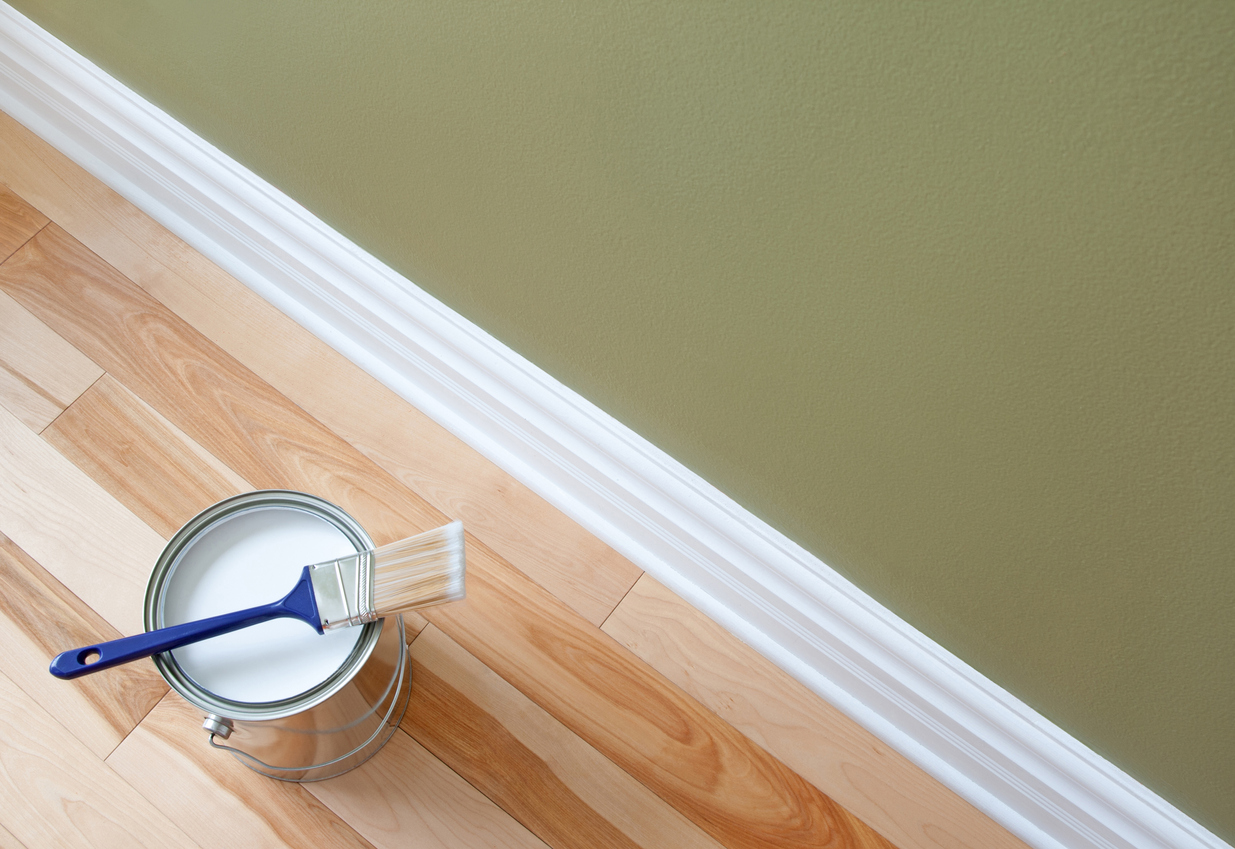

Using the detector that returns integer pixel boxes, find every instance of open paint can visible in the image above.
[143,490,410,782]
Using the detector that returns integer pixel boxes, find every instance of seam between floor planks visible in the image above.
[0,666,202,849]
[39,369,106,435]
[0,527,169,761]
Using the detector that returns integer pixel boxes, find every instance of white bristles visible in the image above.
[371,521,466,614]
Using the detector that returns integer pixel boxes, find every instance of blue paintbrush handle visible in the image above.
[49,566,322,680]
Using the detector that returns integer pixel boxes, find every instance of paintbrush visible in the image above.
[49,520,465,680]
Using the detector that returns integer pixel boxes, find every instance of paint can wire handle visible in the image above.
[205,645,410,780]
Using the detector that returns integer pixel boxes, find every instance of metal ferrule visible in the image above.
[309,552,378,630]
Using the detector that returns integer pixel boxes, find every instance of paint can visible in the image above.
[143,490,410,782]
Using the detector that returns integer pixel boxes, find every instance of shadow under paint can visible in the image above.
[143,490,410,782]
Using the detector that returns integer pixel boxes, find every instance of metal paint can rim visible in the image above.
[144,490,384,721]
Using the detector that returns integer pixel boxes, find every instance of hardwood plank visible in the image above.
[0,668,200,849]
[0,401,166,636]
[0,821,26,849]
[0,182,46,261]
[603,576,1030,849]
[0,287,103,432]
[309,725,551,849]
[0,225,444,546]
[424,546,894,849]
[0,224,893,849]
[0,530,167,760]
[44,373,251,538]
[407,625,725,849]
[0,109,640,626]
[107,691,376,849]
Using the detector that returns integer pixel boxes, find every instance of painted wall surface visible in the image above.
[9,0,1233,837]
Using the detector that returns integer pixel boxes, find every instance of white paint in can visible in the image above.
[160,506,364,703]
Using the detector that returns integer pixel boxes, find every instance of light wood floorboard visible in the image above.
[0,530,166,759]
[0,668,199,849]
[0,109,1030,849]
[0,821,26,849]
[0,284,103,434]
[0,224,449,544]
[308,722,552,849]
[0,182,44,260]
[604,574,1033,849]
[107,692,377,849]
[407,624,726,849]
[0,400,165,636]
[44,373,252,538]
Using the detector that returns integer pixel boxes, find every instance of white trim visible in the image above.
[0,5,1225,848]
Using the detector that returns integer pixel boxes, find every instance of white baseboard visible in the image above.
[0,5,1225,848]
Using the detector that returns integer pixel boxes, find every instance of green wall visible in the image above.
[10,0,1233,837]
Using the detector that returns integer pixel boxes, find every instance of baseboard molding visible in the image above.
[0,5,1225,849]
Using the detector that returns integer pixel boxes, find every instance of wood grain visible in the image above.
[0,401,166,636]
[406,625,724,849]
[0,530,167,759]
[0,821,26,849]
[0,110,640,626]
[0,182,45,261]
[107,691,376,849]
[425,546,895,849]
[0,668,199,849]
[604,575,1031,849]
[309,725,551,849]
[0,224,445,546]
[0,287,102,432]
[44,373,251,537]
[0,220,894,849]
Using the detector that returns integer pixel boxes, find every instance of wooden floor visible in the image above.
[0,108,1030,849]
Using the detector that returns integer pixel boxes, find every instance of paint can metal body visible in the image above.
[143,490,410,782]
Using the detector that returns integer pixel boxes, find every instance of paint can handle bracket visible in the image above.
[202,714,233,740]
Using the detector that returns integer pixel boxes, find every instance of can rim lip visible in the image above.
[144,490,384,720]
